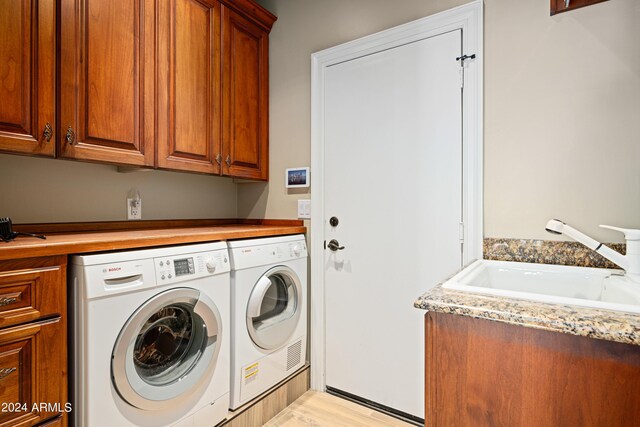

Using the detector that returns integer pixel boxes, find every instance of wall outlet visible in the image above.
[298,199,311,219]
[127,196,142,220]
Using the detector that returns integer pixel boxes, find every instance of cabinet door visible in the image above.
[0,0,55,157]
[0,319,66,427]
[156,0,222,174]
[222,6,269,180]
[59,0,156,166]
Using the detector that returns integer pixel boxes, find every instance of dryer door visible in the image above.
[246,266,302,350]
[112,287,222,410]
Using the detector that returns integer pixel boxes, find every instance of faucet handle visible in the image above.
[600,225,640,241]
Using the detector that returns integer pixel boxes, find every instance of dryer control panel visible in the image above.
[228,237,308,270]
[155,249,229,285]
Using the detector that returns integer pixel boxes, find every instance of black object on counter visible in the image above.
[0,217,46,242]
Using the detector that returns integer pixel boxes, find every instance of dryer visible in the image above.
[227,235,307,410]
[70,242,230,427]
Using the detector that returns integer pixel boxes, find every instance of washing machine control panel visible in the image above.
[154,249,229,284]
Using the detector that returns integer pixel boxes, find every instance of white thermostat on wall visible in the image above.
[285,167,310,188]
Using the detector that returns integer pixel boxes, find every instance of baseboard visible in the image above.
[219,364,310,427]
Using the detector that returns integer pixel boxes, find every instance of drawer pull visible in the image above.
[0,367,16,380]
[0,297,17,307]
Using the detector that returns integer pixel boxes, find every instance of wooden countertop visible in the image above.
[0,219,306,261]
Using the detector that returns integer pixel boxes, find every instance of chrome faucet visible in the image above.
[545,219,640,284]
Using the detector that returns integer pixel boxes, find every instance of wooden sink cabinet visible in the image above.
[424,312,640,427]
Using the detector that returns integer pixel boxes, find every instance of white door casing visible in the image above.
[310,0,483,414]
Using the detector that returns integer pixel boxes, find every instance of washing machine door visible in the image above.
[246,266,302,350]
[112,287,222,410]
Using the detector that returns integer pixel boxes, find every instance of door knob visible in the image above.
[327,239,345,251]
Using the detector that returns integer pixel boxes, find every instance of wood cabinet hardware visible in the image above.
[0,367,16,380]
[42,122,53,143]
[0,297,17,307]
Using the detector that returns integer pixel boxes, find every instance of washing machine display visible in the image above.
[247,266,302,350]
[112,287,222,410]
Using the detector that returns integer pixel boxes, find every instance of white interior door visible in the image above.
[323,29,463,420]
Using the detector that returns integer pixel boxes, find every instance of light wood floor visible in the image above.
[263,391,414,427]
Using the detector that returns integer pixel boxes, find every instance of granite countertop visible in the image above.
[414,283,640,346]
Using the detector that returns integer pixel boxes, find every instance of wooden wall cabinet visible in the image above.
[551,0,609,15]
[0,256,67,427]
[156,0,223,174]
[59,0,156,166]
[54,0,275,179]
[222,5,270,180]
[0,0,56,157]
[425,312,640,427]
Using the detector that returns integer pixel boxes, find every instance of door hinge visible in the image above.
[459,222,465,242]
[456,54,476,63]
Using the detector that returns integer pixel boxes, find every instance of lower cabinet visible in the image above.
[0,257,67,427]
[425,312,640,427]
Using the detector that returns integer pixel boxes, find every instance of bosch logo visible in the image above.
[108,267,122,272]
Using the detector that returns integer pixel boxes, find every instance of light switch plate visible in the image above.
[298,199,311,219]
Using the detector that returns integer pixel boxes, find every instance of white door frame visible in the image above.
[310,1,483,391]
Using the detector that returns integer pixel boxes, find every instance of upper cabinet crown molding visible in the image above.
[0,0,56,157]
[219,0,277,31]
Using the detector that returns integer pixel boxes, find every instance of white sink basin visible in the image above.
[442,260,640,314]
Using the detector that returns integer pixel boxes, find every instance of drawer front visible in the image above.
[0,319,65,427]
[38,416,63,426]
[0,266,65,329]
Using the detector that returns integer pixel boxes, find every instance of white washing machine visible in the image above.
[227,234,307,410]
[70,242,230,427]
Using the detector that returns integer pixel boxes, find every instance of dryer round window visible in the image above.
[246,266,302,350]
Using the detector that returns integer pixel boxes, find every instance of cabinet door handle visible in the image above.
[215,154,222,165]
[42,122,53,143]
[0,368,16,380]
[66,126,76,145]
[225,155,231,167]
[0,297,17,307]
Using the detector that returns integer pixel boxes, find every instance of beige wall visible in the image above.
[243,0,640,243]
[0,154,237,223]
